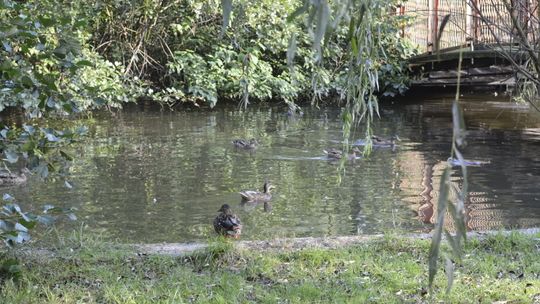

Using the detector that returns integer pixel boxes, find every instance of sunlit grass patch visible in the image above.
[1,231,539,303]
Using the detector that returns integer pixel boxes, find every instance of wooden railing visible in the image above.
[400,0,539,54]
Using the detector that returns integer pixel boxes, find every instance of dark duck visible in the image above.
[323,147,361,160]
[232,138,258,149]
[213,204,242,238]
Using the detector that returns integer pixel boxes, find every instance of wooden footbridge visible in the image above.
[400,0,538,87]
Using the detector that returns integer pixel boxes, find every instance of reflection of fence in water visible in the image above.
[401,0,538,53]
[397,151,512,231]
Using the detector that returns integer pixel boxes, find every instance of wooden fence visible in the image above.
[400,0,539,54]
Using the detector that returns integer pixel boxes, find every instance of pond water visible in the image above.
[6,93,540,243]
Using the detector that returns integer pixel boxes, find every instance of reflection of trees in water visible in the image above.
[14,101,540,242]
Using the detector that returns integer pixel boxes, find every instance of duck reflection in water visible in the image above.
[240,200,273,213]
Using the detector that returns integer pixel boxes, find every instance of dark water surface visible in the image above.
[6,94,540,243]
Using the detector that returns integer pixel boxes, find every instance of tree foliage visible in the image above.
[87,0,416,108]
[0,0,137,256]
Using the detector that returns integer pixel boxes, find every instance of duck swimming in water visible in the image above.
[371,135,400,146]
[323,147,361,160]
[213,204,242,238]
[447,157,490,167]
[353,135,400,147]
[239,181,275,202]
[232,138,258,149]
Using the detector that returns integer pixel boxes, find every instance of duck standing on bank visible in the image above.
[213,204,242,238]
[0,168,29,186]
[239,181,275,202]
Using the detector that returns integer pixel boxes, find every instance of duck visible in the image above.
[447,157,490,167]
[239,181,275,202]
[323,147,361,160]
[353,135,400,147]
[232,138,258,149]
[371,135,400,146]
[0,168,29,186]
[213,204,242,238]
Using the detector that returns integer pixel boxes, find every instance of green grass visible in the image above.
[1,232,539,303]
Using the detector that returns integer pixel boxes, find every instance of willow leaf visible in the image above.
[313,0,330,61]
[445,257,455,294]
[452,100,467,147]
[287,2,309,23]
[220,0,233,38]
[429,166,451,288]
[287,34,297,68]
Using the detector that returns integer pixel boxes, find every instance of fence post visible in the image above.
[428,0,439,52]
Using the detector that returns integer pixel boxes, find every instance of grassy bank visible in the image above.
[1,232,539,303]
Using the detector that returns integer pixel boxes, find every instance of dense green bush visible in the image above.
[88,0,417,107]
[0,0,138,116]
[0,0,141,176]
[0,0,138,255]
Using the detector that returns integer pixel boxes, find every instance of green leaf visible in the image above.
[37,16,55,27]
[4,150,19,163]
[75,60,93,67]
[94,98,106,106]
[347,17,356,41]
[36,215,55,225]
[428,166,451,289]
[20,76,33,88]
[287,34,297,68]
[2,40,12,53]
[60,150,73,161]
[45,133,59,142]
[35,163,49,178]
[445,257,454,294]
[74,20,87,28]
[43,205,55,212]
[1,258,22,281]
[14,222,28,233]
[287,2,309,22]
[64,180,73,189]
[351,37,358,54]
[313,0,330,61]
[23,124,35,135]
[18,218,36,230]
[444,229,462,260]
[59,17,71,26]
[0,60,12,71]
[452,101,467,147]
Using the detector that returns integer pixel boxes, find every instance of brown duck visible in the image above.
[0,168,29,186]
[213,204,242,238]
[371,135,400,146]
[239,181,275,202]
[323,147,361,160]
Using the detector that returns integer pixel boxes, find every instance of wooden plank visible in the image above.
[411,75,515,86]
[428,65,515,79]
